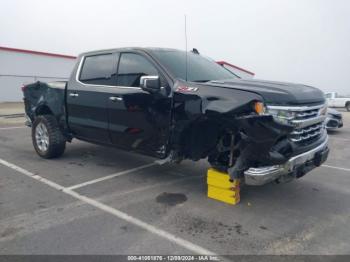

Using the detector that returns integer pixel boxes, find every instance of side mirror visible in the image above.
[140,76,160,93]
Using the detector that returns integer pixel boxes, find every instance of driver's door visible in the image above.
[108,52,172,158]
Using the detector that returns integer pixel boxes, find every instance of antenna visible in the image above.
[184,14,188,82]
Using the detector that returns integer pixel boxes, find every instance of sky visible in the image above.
[1,0,350,94]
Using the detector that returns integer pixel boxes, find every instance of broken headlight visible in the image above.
[265,106,295,125]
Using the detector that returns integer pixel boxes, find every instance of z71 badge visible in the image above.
[176,86,199,92]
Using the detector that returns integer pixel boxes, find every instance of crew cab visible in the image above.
[23,47,329,185]
[325,92,350,111]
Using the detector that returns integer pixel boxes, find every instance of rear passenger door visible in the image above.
[67,53,119,143]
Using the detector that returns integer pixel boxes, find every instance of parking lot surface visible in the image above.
[1,111,350,255]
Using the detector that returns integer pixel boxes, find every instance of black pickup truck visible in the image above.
[23,47,329,185]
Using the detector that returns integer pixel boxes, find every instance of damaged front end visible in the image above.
[172,89,329,185]
[230,104,329,185]
[226,114,294,182]
[169,81,329,186]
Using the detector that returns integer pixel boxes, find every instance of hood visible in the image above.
[203,78,325,106]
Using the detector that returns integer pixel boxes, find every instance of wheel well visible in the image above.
[179,119,223,161]
[346,101,350,106]
[35,105,53,116]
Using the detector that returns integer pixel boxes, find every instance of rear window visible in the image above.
[79,54,117,85]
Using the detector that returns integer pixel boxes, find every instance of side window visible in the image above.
[117,53,158,87]
[79,54,118,85]
[325,93,332,99]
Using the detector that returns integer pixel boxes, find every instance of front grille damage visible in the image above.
[268,104,327,145]
[240,103,329,184]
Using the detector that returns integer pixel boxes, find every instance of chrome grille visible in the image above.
[290,123,323,142]
[267,104,327,144]
[294,108,319,120]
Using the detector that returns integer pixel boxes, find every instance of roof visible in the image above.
[0,46,77,59]
[80,47,179,56]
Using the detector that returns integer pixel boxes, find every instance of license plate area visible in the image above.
[314,147,329,166]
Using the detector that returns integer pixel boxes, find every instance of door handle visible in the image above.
[69,93,79,97]
[109,96,123,101]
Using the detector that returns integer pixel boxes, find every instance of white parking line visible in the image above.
[0,158,216,255]
[0,126,26,130]
[322,164,350,172]
[67,162,157,190]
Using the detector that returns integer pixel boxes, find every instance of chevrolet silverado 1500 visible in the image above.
[23,48,329,185]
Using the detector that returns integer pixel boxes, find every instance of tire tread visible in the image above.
[32,115,66,158]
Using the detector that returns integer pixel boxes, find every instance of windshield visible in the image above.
[150,49,238,82]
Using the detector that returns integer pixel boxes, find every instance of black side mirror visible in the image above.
[140,76,161,93]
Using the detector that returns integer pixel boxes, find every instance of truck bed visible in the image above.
[23,81,67,126]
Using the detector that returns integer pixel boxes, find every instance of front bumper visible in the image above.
[326,116,343,130]
[244,135,329,185]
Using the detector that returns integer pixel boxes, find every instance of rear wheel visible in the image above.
[346,102,350,112]
[32,115,66,158]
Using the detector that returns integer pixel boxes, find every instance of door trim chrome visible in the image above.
[75,55,142,90]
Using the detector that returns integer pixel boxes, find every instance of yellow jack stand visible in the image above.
[207,168,240,205]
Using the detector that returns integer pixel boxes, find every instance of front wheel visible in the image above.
[208,152,229,173]
[32,115,66,159]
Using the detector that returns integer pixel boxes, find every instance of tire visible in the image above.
[208,162,228,173]
[32,115,66,159]
[208,153,229,173]
[346,102,350,112]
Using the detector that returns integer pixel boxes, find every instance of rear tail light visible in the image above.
[21,85,26,92]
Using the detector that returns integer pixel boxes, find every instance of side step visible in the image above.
[207,168,240,205]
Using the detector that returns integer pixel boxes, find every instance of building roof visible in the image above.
[216,61,255,76]
[0,46,76,60]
